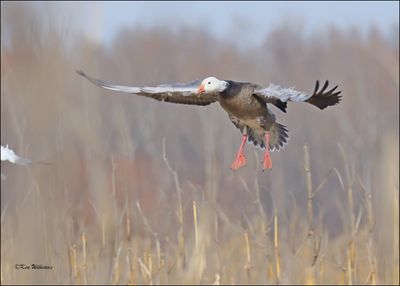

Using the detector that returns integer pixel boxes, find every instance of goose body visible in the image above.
[77,70,342,170]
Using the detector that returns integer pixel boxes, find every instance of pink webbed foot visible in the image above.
[231,135,247,170]
[262,132,272,171]
[231,153,247,170]
[262,152,272,170]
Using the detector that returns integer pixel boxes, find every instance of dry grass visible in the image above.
[1,2,399,285]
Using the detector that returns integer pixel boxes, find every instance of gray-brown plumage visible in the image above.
[76,70,341,170]
[217,79,341,151]
[76,70,218,106]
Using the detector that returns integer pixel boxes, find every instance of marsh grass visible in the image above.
[1,2,399,285]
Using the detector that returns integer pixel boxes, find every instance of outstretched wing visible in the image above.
[76,70,218,106]
[254,80,342,112]
[1,145,32,166]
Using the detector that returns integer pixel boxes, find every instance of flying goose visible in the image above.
[76,70,341,170]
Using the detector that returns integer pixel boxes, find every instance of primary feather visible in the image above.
[254,80,342,111]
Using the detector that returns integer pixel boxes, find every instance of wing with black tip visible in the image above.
[254,80,342,111]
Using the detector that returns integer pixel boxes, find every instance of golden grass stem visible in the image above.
[304,145,313,231]
[126,248,135,285]
[111,244,122,285]
[245,231,251,264]
[82,233,86,263]
[274,209,281,282]
[305,267,315,285]
[347,246,353,285]
[111,154,116,197]
[213,273,221,285]
[145,242,153,277]
[82,232,88,285]
[137,258,152,285]
[69,244,77,283]
[126,214,131,242]
[340,267,346,285]
[193,201,199,251]
[102,215,106,249]
[244,231,252,283]
[393,183,399,285]
[162,139,186,269]
[319,255,325,282]
[156,239,162,270]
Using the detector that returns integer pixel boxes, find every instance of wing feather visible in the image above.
[254,80,342,110]
[76,70,218,106]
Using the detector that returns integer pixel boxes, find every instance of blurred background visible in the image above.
[1,1,399,284]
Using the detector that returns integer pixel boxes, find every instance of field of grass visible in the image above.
[1,3,399,285]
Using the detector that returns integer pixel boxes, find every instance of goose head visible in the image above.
[197,77,228,94]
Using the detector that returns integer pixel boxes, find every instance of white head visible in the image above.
[197,76,228,94]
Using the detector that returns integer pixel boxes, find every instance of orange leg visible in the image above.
[231,135,247,170]
[263,132,272,170]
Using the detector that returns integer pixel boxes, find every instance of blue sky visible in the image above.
[5,1,393,48]
[76,1,398,47]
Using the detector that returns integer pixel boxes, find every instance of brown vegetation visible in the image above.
[1,2,399,284]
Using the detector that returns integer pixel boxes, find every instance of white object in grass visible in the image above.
[1,145,31,166]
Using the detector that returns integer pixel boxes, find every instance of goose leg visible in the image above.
[231,135,247,170]
[263,132,272,170]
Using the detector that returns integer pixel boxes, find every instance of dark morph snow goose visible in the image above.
[76,70,342,170]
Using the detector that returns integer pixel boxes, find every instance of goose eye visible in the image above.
[208,82,211,85]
